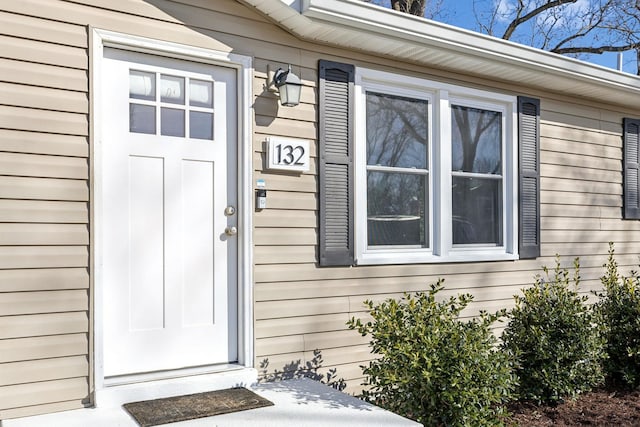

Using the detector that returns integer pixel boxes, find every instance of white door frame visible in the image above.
[90,28,254,397]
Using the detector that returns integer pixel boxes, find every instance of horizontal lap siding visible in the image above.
[1,0,638,417]
[249,37,639,395]
[252,60,350,383]
[110,0,640,401]
[0,2,91,419]
[539,104,639,258]
[0,0,316,418]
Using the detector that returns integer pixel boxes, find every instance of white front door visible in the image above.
[101,48,238,377]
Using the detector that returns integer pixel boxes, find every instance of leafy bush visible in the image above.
[348,281,517,426]
[501,257,606,403]
[594,243,640,388]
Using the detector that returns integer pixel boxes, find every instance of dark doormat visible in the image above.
[123,387,274,427]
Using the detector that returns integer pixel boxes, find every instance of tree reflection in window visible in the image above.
[365,92,429,247]
[451,105,503,246]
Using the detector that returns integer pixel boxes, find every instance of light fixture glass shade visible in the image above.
[274,66,302,107]
[278,81,302,107]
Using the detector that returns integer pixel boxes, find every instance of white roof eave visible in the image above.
[241,0,640,110]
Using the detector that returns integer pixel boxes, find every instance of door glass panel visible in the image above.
[161,108,185,137]
[130,104,156,134]
[129,70,155,101]
[190,80,213,108]
[190,111,213,140]
[161,75,185,104]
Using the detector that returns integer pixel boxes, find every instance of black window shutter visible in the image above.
[318,60,355,266]
[623,118,640,219]
[518,96,541,259]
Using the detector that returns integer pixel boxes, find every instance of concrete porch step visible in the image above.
[2,378,422,427]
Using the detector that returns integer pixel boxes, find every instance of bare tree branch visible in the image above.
[387,0,640,73]
[501,0,578,40]
[549,13,605,51]
[553,42,640,55]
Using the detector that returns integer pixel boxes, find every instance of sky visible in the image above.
[367,0,637,74]
[449,0,633,73]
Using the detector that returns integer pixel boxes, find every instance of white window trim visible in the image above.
[355,67,518,265]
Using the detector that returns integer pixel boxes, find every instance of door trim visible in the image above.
[90,28,254,400]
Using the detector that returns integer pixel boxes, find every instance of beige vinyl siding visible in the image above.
[0,378,89,419]
[0,2,90,418]
[0,334,88,364]
[0,0,638,419]
[0,0,304,418]
[248,29,640,397]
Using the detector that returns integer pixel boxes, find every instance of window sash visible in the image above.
[367,170,429,248]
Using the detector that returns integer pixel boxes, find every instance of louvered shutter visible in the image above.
[318,60,355,266]
[518,96,541,259]
[624,118,640,219]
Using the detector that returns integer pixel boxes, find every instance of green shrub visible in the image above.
[348,281,517,426]
[501,257,606,403]
[595,243,640,388]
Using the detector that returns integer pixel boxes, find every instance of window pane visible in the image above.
[130,104,155,134]
[161,108,185,137]
[190,80,213,108]
[451,105,502,174]
[452,176,502,245]
[190,111,213,140]
[129,70,155,101]
[366,92,428,169]
[367,171,427,247]
[160,75,185,104]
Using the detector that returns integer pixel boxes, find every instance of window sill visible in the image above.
[356,249,518,265]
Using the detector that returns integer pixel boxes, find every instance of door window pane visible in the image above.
[161,108,185,137]
[190,111,213,140]
[129,70,155,101]
[366,92,428,168]
[452,177,502,245]
[451,105,502,174]
[160,75,185,104]
[190,80,213,108]
[367,171,427,247]
[130,104,156,134]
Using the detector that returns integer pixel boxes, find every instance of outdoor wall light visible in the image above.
[271,65,302,107]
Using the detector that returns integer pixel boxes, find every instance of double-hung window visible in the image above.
[355,68,517,264]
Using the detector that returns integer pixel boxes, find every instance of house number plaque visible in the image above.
[267,137,310,172]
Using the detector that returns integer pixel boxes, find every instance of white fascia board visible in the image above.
[244,0,640,108]
[302,1,640,90]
